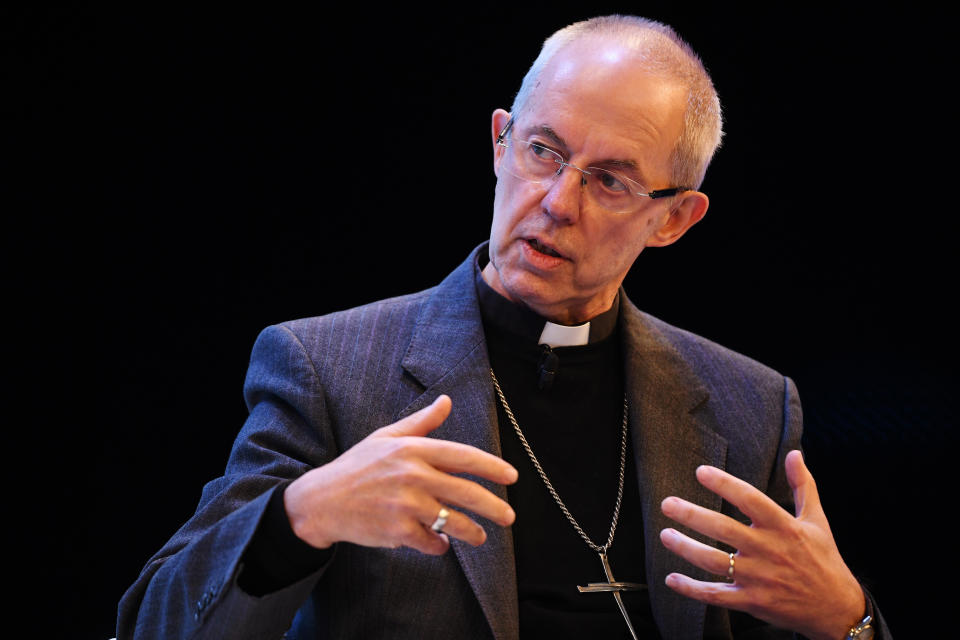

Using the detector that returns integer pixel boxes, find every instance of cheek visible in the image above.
[608,210,669,256]
[644,212,667,232]
[489,184,515,256]
[491,179,534,234]
[489,184,508,236]
[586,220,651,274]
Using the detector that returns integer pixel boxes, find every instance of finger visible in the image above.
[664,572,742,610]
[395,517,452,555]
[694,465,791,529]
[785,450,826,524]
[424,470,516,526]
[661,496,751,549]
[375,395,453,438]
[423,504,489,547]
[373,396,519,486]
[660,528,734,577]
[412,439,518,486]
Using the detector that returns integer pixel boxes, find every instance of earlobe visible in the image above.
[646,191,709,247]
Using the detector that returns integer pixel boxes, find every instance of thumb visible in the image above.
[375,395,453,439]
[785,450,826,524]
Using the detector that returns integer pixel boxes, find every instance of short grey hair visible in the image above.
[509,15,723,190]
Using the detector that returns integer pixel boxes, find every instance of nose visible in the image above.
[540,164,585,224]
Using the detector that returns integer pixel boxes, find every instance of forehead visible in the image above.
[520,38,687,172]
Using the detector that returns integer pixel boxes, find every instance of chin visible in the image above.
[491,250,575,308]
[501,273,570,312]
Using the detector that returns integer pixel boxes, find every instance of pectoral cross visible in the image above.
[577,552,645,640]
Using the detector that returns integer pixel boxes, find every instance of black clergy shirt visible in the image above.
[475,261,659,639]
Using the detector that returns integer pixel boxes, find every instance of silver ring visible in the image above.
[727,552,736,581]
[430,507,450,533]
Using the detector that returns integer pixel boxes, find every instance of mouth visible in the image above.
[525,238,565,259]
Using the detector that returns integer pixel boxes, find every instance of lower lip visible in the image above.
[520,239,566,269]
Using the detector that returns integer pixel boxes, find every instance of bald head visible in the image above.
[510,15,723,190]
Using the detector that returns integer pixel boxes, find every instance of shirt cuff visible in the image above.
[238,481,334,596]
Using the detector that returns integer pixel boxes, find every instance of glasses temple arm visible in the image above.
[647,187,690,199]
[496,118,515,144]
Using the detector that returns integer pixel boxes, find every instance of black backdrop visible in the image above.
[7,4,955,638]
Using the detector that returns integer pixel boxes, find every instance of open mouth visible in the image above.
[526,238,563,258]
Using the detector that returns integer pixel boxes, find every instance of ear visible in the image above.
[646,190,709,247]
[491,108,511,177]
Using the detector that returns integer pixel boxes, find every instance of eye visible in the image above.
[594,169,629,193]
[526,141,561,163]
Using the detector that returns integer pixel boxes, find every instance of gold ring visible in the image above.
[727,552,736,581]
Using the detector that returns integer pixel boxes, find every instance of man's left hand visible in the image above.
[659,450,865,640]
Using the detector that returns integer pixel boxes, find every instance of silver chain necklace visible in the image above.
[489,368,644,640]
[489,368,627,553]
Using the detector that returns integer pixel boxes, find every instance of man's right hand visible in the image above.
[283,395,518,555]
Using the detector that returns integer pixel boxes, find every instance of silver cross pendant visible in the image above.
[577,552,644,640]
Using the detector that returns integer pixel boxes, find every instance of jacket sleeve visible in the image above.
[116,324,339,640]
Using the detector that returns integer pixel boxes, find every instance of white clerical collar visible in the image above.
[538,321,591,347]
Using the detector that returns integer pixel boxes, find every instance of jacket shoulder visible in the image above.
[246,288,431,362]
[282,287,436,339]
[634,308,786,388]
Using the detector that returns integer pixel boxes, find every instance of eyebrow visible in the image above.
[522,124,569,150]
[522,123,641,173]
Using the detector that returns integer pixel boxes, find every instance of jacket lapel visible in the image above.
[620,299,729,640]
[399,247,520,640]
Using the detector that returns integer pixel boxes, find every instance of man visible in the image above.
[118,15,888,639]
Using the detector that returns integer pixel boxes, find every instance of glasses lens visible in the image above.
[499,137,651,214]
[584,167,638,213]
[502,139,564,182]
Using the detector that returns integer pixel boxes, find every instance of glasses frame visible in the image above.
[496,118,690,205]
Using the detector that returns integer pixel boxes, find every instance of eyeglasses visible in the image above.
[496,119,689,214]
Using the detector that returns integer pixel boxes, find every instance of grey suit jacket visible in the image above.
[118,244,882,639]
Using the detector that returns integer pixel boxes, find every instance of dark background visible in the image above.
[7,4,954,638]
